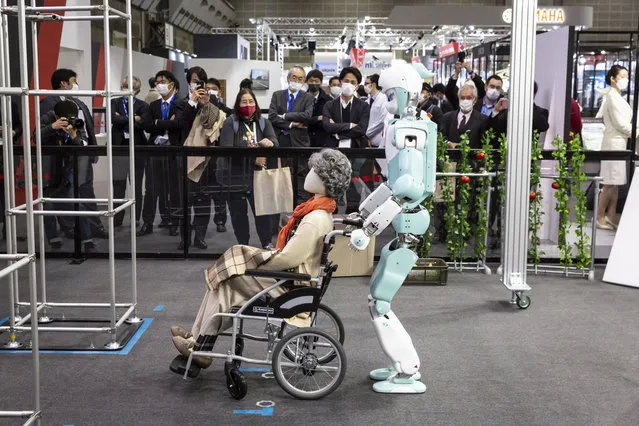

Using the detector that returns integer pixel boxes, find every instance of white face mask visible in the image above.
[341,82,355,97]
[460,99,474,113]
[301,83,308,92]
[208,90,218,97]
[364,84,372,95]
[288,81,303,93]
[616,77,629,92]
[71,83,79,91]
[486,88,501,101]
[156,83,170,96]
[330,86,342,97]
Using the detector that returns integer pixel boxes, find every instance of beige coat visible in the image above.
[191,209,334,337]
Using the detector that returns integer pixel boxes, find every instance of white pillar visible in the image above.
[502,0,538,294]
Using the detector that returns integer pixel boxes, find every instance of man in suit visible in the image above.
[416,83,443,128]
[305,69,331,148]
[432,83,454,114]
[487,80,550,138]
[145,77,161,105]
[40,68,107,241]
[138,70,186,237]
[444,60,487,114]
[206,78,232,116]
[440,83,488,149]
[322,67,370,212]
[111,76,149,227]
[268,65,314,148]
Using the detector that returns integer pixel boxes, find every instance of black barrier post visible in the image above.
[292,154,299,207]
[70,152,83,264]
[182,154,188,257]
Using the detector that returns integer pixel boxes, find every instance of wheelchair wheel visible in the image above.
[226,368,248,400]
[272,328,346,400]
[281,304,345,364]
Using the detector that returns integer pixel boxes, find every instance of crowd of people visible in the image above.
[35,60,556,253]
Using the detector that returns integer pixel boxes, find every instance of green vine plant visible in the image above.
[551,135,573,267]
[528,130,545,267]
[570,133,591,269]
[473,129,494,262]
[452,131,472,267]
[496,132,508,220]
[439,132,457,261]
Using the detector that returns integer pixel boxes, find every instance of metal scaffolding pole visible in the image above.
[0,0,139,352]
[501,0,537,308]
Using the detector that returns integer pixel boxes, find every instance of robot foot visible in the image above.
[372,375,426,394]
[369,366,421,382]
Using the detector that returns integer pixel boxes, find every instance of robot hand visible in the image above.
[349,229,370,251]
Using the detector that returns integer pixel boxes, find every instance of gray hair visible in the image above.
[308,149,352,199]
[288,65,305,79]
[459,82,478,99]
[121,76,141,92]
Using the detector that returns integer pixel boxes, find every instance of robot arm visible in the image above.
[349,183,402,250]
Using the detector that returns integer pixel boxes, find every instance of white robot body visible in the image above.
[370,303,420,376]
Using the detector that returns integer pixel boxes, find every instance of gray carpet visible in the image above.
[1,259,639,426]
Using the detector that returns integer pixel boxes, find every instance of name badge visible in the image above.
[123,131,130,139]
[339,139,351,148]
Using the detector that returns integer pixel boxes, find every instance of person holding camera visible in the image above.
[40,100,94,251]
[111,76,149,227]
[40,68,108,242]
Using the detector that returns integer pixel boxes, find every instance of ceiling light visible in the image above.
[249,18,256,24]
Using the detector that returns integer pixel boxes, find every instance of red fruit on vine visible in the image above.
[476,151,486,160]
[460,176,471,184]
[552,181,560,190]
[529,192,537,200]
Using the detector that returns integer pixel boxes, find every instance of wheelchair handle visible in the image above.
[244,269,312,281]
[335,217,364,228]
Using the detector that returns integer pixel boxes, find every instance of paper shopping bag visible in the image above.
[253,165,294,216]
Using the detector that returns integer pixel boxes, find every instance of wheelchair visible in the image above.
[170,217,363,400]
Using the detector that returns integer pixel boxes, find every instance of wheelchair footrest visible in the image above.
[169,355,201,379]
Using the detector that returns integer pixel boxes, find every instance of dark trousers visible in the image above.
[43,174,92,243]
[183,179,211,241]
[141,156,170,225]
[207,161,227,226]
[228,190,275,247]
[114,155,146,225]
[56,157,104,235]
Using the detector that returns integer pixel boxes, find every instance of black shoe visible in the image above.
[136,223,153,237]
[194,238,207,249]
[169,226,179,237]
[92,228,109,239]
[216,224,226,233]
[84,241,96,253]
[158,219,171,228]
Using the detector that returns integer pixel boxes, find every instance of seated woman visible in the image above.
[171,149,352,368]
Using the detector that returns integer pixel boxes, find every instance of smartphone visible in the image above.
[457,51,466,62]
[195,80,205,90]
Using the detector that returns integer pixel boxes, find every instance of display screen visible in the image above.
[250,69,269,90]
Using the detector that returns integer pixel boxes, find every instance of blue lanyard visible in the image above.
[56,130,70,145]
[161,98,173,120]
[122,97,134,117]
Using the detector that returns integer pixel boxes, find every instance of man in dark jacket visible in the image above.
[305,69,332,147]
[111,76,149,227]
[416,82,443,128]
[444,61,487,113]
[40,68,107,240]
[440,83,488,149]
[138,70,187,237]
[40,100,94,251]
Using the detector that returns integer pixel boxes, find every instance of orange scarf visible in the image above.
[276,196,336,250]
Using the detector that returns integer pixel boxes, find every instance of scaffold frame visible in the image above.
[0,0,141,360]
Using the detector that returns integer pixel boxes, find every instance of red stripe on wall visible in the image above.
[166,59,172,73]
[93,44,105,108]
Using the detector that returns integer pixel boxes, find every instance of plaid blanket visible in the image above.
[204,245,274,291]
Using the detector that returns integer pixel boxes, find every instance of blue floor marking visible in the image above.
[153,305,164,312]
[239,367,271,373]
[0,318,153,355]
[233,407,273,416]
[0,317,7,326]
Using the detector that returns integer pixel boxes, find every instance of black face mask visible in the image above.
[308,84,321,93]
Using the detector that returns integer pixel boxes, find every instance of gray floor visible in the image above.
[1,259,639,426]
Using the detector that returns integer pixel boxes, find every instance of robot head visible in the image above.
[379,61,425,118]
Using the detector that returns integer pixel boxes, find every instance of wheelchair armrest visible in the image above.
[244,269,312,281]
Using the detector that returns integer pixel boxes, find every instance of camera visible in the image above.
[64,116,84,129]
[195,80,205,90]
[457,51,466,62]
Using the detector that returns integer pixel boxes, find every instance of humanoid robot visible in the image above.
[349,62,436,393]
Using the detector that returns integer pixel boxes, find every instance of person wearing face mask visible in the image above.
[445,60,487,114]
[267,65,314,148]
[329,76,342,99]
[205,78,232,116]
[218,89,279,248]
[305,69,331,148]
[364,74,389,148]
[416,82,443,128]
[322,66,371,212]
[488,81,549,141]
[111,76,149,227]
[138,70,187,238]
[40,68,108,242]
[431,83,453,113]
[595,65,636,230]
[439,83,488,150]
